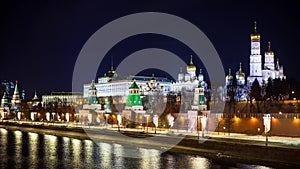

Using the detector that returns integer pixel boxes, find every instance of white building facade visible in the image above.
[247,21,285,86]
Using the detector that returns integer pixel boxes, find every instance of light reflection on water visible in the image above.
[0,128,274,169]
[14,130,22,169]
[28,132,38,168]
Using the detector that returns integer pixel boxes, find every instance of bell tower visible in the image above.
[248,21,263,85]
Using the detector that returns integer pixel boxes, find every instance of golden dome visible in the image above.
[265,42,274,55]
[187,55,196,71]
[236,62,245,79]
[150,74,156,83]
[251,21,260,38]
[226,68,234,81]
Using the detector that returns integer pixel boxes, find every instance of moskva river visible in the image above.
[0,128,273,169]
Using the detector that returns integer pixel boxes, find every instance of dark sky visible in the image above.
[0,0,299,99]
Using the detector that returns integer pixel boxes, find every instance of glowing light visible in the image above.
[46,112,50,121]
[139,148,161,169]
[66,113,70,122]
[14,130,22,136]
[190,156,210,169]
[279,112,282,115]
[99,142,112,169]
[72,138,81,165]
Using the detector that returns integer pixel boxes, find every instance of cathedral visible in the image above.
[223,21,286,101]
[247,21,285,86]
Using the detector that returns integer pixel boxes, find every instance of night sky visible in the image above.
[0,1,299,99]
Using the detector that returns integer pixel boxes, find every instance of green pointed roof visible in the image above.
[89,80,97,90]
[129,80,139,89]
[2,92,7,99]
[1,92,9,107]
[14,81,18,92]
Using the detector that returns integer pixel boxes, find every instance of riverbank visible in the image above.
[1,122,299,168]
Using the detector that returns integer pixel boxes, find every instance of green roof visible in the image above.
[129,81,139,89]
[89,80,97,90]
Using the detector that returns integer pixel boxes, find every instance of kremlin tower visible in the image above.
[11,80,21,110]
[125,80,143,111]
[247,21,263,85]
[87,80,99,105]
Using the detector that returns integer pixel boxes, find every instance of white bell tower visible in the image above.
[248,21,263,85]
[249,21,262,76]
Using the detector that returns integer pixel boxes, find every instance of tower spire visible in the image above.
[276,58,280,70]
[239,62,242,71]
[268,41,271,51]
[199,68,202,74]
[228,68,231,75]
[254,21,257,34]
[111,55,114,70]
[11,80,21,107]
[190,55,194,65]
[33,90,39,100]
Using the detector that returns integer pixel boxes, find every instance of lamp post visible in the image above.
[200,115,207,138]
[105,113,109,129]
[223,126,226,135]
[117,114,121,132]
[197,115,200,141]
[168,115,174,132]
[153,115,158,134]
[263,114,271,146]
[144,114,150,134]
[52,112,56,123]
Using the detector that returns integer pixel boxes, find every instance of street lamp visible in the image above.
[117,114,122,132]
[105,113,109,129]
[200,115,207,138]
[223,126,226,135]
[153,115,158,134]
[168,115,174,132]
[197,115,200,141]
[144,114,150,134]
[263,114,271,146]
[52,112,56,122]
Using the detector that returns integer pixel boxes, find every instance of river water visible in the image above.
[0,128,273,169]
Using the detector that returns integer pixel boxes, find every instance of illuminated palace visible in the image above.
[83,55,207,99]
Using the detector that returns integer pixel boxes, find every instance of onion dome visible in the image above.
[251,21,260,39]
[187,55,196,71]
[106,66,118,78]
[226,68,233,81]
[150,74,156,83]
[145,82,151,91]
[198,69,204,82]
[236,62,245,80]
[265,41,274,55]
